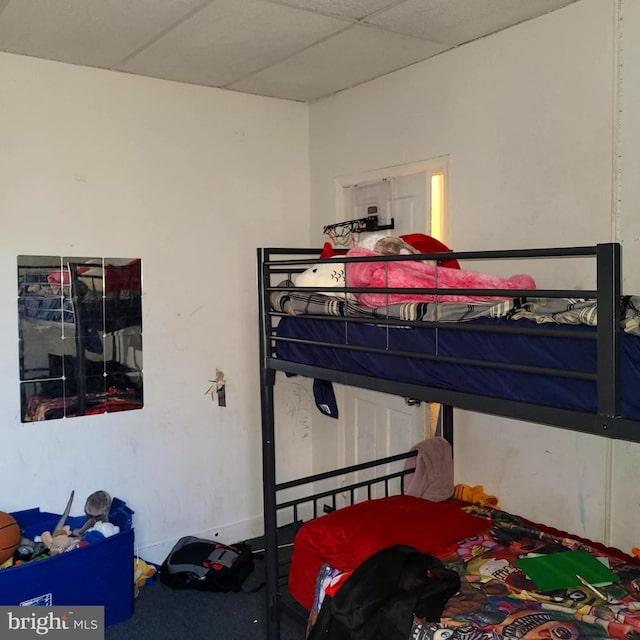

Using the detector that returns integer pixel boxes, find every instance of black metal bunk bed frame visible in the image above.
[257,242,635,640]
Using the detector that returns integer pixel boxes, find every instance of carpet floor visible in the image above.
[105,579,305,640]
[106,528,305,640]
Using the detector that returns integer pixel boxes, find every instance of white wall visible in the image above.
[0,52,310,563]
[3,0,639,565]
[610,0,640,553]
[308,0,640,551]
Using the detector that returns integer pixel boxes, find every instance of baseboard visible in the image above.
[135,514,264,565]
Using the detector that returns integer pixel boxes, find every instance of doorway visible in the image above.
[333,158,449,497]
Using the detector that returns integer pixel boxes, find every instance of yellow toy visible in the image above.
[134,557,157,597]
[454,484,500,509]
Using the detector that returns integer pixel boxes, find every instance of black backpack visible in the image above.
[159,536,255,592]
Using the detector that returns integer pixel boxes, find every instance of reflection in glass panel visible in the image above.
[17,255,143,422]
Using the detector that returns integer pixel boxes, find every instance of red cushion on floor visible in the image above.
[289,494,489,610]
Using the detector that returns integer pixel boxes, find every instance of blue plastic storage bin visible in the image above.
[0,498,134,626]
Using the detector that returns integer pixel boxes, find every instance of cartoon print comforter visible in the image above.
[307,506,640,640]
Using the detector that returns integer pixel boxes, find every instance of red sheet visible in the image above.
[289,495,489,610]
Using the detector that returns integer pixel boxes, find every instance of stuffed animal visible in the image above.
[134,557,157,597]
[72,490,112,537]
[312,233,461,300]
[368,233,461,269]
[324,233,461,269]
[39,490,79,555]
[454,484,500,509]
[41,525,80,555]
[373,236,418,256]
[346,246,535,307]
[294,258,356,301]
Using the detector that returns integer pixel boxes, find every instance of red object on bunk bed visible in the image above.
[289,495,488,611]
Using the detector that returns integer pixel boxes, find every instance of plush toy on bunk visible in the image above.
[296,231,535,306]
[317,231,460,267]
[296,224,462,299]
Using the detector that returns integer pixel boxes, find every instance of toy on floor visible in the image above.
[454,484,500,509]
[0,511,21,565]
[134,557,157,597]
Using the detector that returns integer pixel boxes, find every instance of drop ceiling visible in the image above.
[0,0,580,102]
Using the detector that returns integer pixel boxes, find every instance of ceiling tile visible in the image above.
[119,0,352,87]
[365,0,578,45]
[267,0,402,20]
[229,23,446,102]
[0,0,206,68]
[0,0,583,102]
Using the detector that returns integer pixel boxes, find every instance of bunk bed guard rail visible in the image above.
[258,243,635,441]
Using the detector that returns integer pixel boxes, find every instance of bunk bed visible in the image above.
[256,242,640,640]
[17,256,143,421]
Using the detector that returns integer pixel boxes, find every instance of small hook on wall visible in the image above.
[206,368,227,407]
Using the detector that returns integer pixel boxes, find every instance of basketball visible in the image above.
[0,512,21,564]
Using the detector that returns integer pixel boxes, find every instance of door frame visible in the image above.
[334,156,451,243]
[331,157,451,481]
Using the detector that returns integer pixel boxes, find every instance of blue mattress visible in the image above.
[275,317,640,420]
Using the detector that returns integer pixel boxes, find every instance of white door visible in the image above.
[384,171,430,236]
[344,389,427,501]
[336,162,445,500]
[340,172,429,241]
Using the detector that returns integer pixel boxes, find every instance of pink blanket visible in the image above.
[346,247,536,307]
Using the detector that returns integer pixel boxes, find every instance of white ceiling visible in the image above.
[0,0,580,102]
